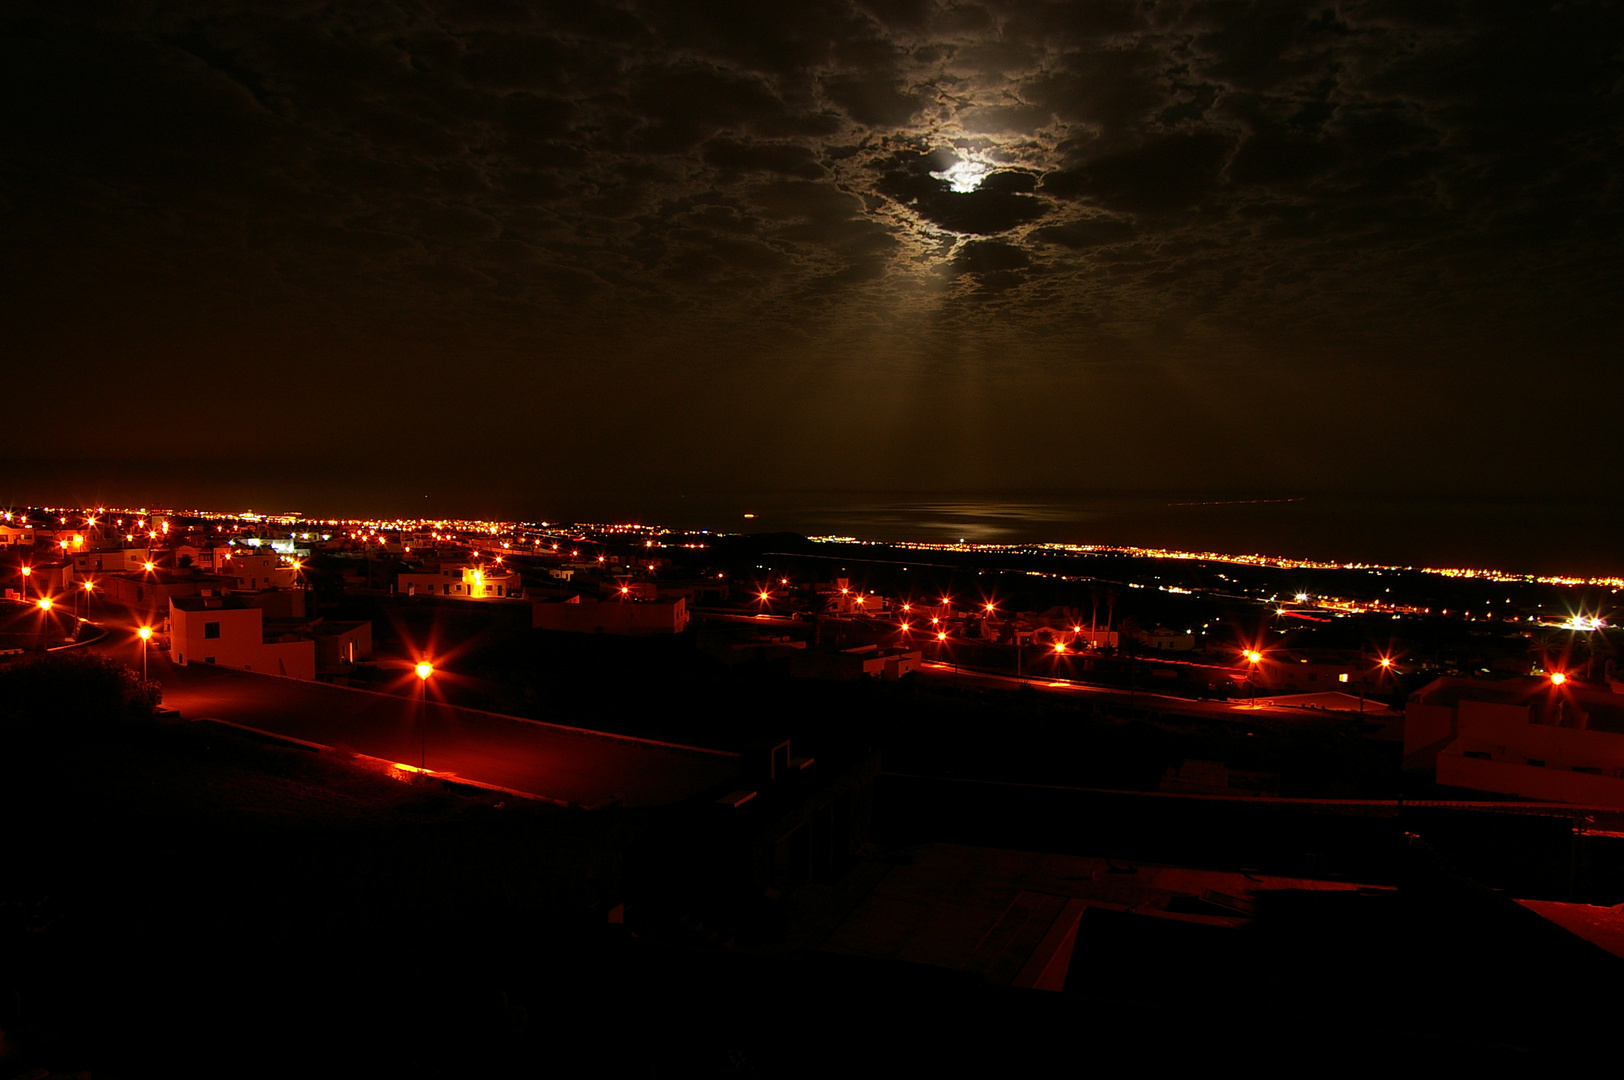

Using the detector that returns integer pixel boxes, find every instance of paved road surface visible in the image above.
[916,660,1388,725]
[95,626,738,808]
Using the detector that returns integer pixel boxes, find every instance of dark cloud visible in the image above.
[701,137,826,178]
[1043,133,1235,214]
[2,0,1622,514]
[1030,216,1134,249]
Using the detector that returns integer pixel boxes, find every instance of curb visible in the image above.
[192,716,575,807]
[169,660,736,759]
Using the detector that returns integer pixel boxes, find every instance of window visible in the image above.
[204,621,221,639]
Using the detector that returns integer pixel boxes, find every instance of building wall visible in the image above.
[71,548,150,577]
[14,563,73,600]
[1403,701,1460,770]
[398,566,519,599]
[171,603,264,670]
[104,574,211,618]
[219,552,296,591]
[314,622,372,669]
[532,596,689,635]
[260,639,316,681]
[1454,702,1624,771]
[169,599,317,680]
[1437,753,1624,808]
[242,589,308,619]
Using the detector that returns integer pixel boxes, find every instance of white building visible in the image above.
[169,595,315,680]
[1405,675,1624,807]
[398,562,520,599]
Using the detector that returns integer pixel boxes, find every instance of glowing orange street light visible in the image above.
[1054,642,1066,654]
[936,631,948,642]
[137,625,152,680]
[415,660,434,769]
[900,622,911,633]
[143,561,155,572]
[1244,650,1263,664]
[984,602,995,614]
[1551,672,1567,686]
[36,597,52,612]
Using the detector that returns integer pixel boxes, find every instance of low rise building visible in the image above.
[1140,627,1197,652]
[308,620,373,673]
[1405,675,1624,806]
[532,594,689,635]
[103,570,232,619]
[169,595,316,680]
[398,562,521,599]
[1250,649,1388,694]
[216,551,298,591]
[171,543,233,571]
[790,644,920,681]
[70,546,151,578]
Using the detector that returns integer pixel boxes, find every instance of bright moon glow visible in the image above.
[930,158,990,193]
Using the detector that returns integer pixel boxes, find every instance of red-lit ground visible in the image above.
[915,660,1395,724]
[93,627,737,807]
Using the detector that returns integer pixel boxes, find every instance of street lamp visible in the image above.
[137,625,152,681]
[1243,649,1263,707]
[415,661,434,769]
[80,577,95,619]
[1362,655,1394,714]
[19,564,30,599]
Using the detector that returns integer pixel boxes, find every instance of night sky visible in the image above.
[4,3,1622,557]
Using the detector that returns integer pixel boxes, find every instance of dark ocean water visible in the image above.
[543,491,1624,579]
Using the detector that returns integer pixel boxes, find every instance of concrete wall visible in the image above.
[172,603,264,670]
[1403,701,1459,770]
[260,639,316,681]
[1437,753,1624,808]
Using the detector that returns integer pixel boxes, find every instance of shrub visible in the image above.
[0,651,162,727]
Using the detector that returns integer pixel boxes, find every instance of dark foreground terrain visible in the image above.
[5,653,1624,1076]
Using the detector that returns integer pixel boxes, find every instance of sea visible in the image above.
[531,491,1624,580]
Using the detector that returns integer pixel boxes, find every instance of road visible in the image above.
[915,660,1386,725]
[94,625,739,808]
